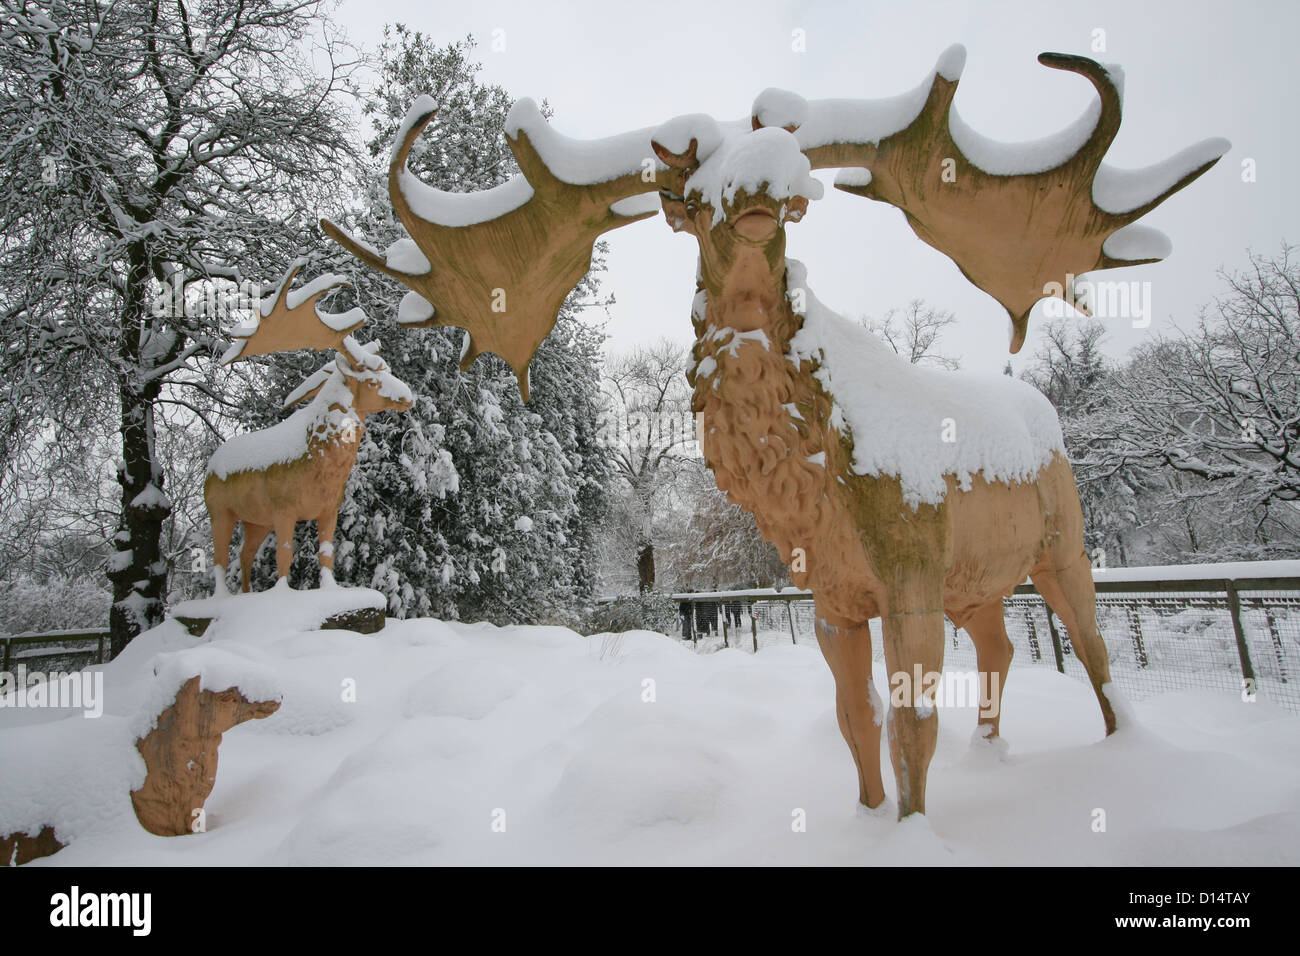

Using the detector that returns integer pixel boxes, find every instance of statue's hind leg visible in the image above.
[1031,559,1118,734]
[210,508,235,596]
[239,523,269,593]
[962,599,1014,742]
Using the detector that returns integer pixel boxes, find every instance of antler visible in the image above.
[220,262,366,364]
[322,96,661,400]
[754,47,1231,352]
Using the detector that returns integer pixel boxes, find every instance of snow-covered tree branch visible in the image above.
[0,0,361,650]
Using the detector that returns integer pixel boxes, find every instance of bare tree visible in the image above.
[663,461,789,591]
[1021,319,1144,564]
[1023,318,1109,414]
[1067,247,1300,560]
[860,299,961,370]
[1103,249,1299,503]
[599,338,695,592]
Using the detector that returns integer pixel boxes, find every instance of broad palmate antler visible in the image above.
[321,97,663,399]
[753,47,1229,350]
[324,47,1228,381]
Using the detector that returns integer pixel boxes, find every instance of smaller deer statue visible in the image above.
[205,264,413,594]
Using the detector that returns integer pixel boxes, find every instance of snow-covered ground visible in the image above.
[3,591,1298,865]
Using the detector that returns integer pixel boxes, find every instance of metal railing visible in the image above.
[673,573,1300,714]
[0,630,111,685]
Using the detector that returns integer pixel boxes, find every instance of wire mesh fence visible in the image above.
[6,580,1298,713]
[675,577,1300,714]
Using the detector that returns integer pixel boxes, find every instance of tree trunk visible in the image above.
[107,263,171,657]
[637,543,655,593]
[108,382,170,656]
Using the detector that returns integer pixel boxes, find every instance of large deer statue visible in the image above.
[205,265,413,593]
[323,47,1228,817]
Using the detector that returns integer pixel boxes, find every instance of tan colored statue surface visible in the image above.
[1,824,63,866]
[131,676,280,836]
[205,267,413,592]
[325,47,1227,817]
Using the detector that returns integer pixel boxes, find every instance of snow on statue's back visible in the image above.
[319,45,1229,823]
[203,264,413,595]
[785,260,1066,508]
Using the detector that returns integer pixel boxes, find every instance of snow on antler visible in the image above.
[219,261,365,364]
[320,97,666,400]
[322,46,1228,390]
[750,45,1230,351]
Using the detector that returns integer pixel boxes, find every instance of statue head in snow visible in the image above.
[650,121,819,308]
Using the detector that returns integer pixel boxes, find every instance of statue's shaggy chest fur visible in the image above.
[690,302,882,625]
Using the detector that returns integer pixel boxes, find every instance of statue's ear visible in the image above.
[661,195,698,236]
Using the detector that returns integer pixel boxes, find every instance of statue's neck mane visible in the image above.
[687,256,831,561]
[303,382,366,455]
[686,256,873,609]
[693,250,792,339]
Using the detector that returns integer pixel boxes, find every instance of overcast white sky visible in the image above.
[330,0,1297,374]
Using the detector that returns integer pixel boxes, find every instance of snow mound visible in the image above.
[3,598,1297,865]
[403,659,525,720]
[1092,137,1231,214]
[398,290,435,325]
[132,644,282,739]
[171,584,386,639]
[784,260,1065,507]
[753,46,963,157]
[400,173,534,229]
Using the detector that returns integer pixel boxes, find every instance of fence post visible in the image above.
[1023,609,1041,664]
[1,637,8,678]
[1023,606,1043,662]
[1225,581,1257,694]
[1127,605,1149,669]
[787,602,797,645]
[1044,608,1066,674]
[751,603,758,654]
[722,607,729,648]
[1264,606,1289,684]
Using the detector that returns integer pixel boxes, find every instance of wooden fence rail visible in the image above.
[0,629,112,680]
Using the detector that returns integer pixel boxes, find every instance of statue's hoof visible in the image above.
[855,798,895,820]
[970,724,1011,759]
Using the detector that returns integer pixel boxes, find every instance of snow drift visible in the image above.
[2,593,1297,865]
